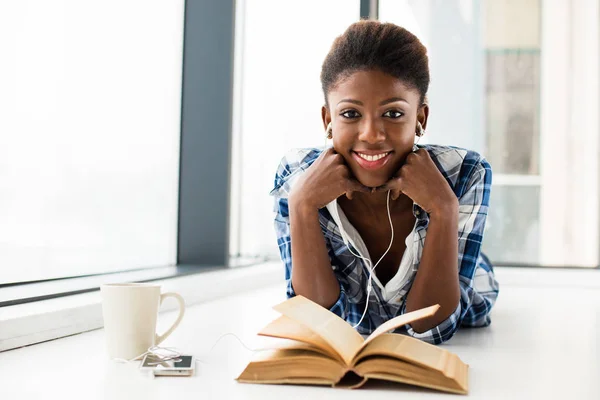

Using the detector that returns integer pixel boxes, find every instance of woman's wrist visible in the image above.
[429,197,459,219]
[289,193,319,216]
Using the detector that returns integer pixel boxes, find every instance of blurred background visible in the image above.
[1,0,598,286]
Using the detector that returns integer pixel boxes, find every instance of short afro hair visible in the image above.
[320,20,430,106]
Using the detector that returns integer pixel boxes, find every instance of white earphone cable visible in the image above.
[349,189,395,329]
[113,333,271,368]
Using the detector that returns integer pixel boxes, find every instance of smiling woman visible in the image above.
[325,69,425,189]
[269,20,499,345]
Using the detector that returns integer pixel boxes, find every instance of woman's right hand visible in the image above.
[289,147,370,210]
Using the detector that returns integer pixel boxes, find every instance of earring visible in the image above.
[416,122,425,137]
[413,122,425,151]
[326,122,333,139]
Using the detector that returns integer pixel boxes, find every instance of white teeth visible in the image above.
[357,152,388,162]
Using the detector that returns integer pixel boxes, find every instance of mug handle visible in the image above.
[155,292,185,346]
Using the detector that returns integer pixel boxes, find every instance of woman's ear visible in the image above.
[417,103,430,130]
[321,105,331,131]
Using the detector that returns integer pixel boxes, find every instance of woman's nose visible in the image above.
[357,120,385,144]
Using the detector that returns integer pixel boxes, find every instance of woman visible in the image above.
[269,20,499,344]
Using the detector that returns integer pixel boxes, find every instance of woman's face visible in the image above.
[322,69,428,189]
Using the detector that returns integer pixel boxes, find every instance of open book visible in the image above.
[237,296,468,394]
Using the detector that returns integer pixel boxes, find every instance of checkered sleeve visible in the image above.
[272,170,350,319]
[402,156,497,344]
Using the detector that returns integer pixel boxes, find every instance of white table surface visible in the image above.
[1,268,599,399]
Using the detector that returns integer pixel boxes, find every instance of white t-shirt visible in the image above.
[325,198,417,303]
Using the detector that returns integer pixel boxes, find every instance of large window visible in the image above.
[229,0,361,261]
[0,1,184,284]
[370,0,597,268]
[482,0,541,264]
[232,0,600,268]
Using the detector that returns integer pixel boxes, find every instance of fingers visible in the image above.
[344,178,405,201]
[345,179,370,200]
[377,187,402,200]
[349,181,371,194]
[323,146,336,157]
[374,183,390,192]
[318,147,336,160]
[374,177,403,198]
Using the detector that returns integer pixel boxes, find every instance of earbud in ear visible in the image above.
[416,122,425,137]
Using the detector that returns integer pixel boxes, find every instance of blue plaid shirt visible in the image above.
[270,144,499,344]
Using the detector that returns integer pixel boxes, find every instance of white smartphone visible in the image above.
[139,354,195,377]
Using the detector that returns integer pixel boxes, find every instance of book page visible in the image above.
[272,296,363,365]
[353,333,454,371]
[352,335,469,394]
[258,315,343,362]
[361,304,439,348]
[264,337,339,359]
[236,348,346,384]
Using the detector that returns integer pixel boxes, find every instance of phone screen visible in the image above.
[141,355,193,370]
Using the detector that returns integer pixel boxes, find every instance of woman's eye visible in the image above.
[383,110,404,119]
[340,110,360,119]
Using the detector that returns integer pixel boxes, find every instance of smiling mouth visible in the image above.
[351,151,392,170]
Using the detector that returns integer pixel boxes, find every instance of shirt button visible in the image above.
[415,210,420,216]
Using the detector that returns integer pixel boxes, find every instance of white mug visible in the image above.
[100,283,185,360]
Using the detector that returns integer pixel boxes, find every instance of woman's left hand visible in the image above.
[375,148,458,215]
